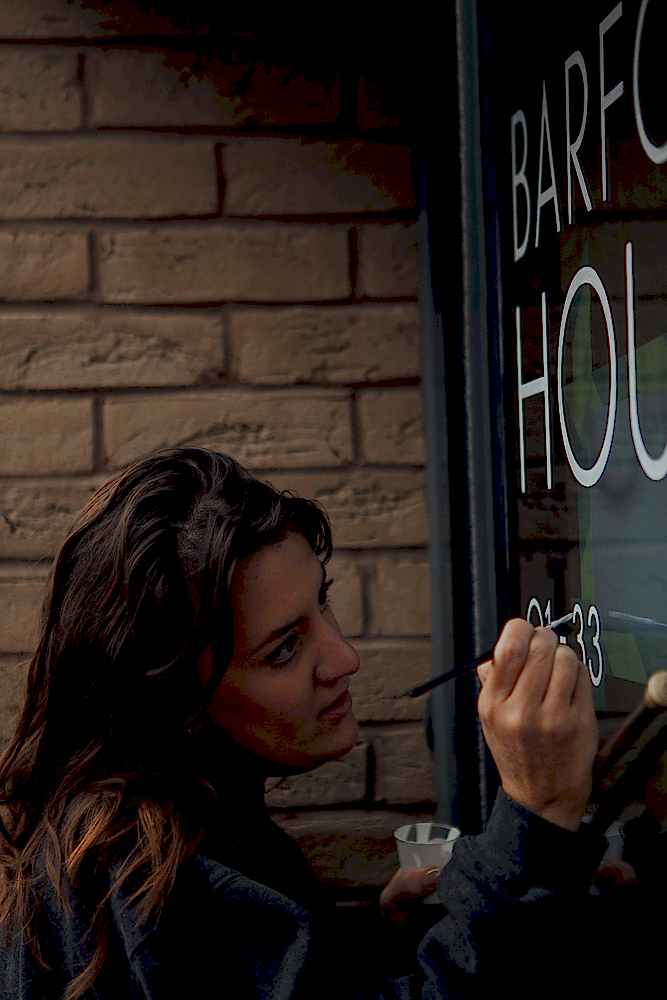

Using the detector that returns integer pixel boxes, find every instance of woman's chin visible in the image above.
[325,714,360,760]
[264,713,360,773]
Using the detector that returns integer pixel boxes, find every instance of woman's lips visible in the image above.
[319,688,352,718]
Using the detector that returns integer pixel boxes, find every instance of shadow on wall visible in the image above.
[74,0,422,119]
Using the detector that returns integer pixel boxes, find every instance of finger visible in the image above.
[476,660,492,687]
[485,619,535,700]
[542,645,582,710]
[571,652,595,709]
[507,626,558,705]
[380,866,441,910]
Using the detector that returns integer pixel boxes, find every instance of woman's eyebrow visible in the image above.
[249,616,306,657]
[248,562,327,657]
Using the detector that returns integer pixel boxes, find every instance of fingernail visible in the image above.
[422,866,441,889]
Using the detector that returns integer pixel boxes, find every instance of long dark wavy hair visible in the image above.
[0,447,332,1000]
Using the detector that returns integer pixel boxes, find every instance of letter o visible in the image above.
[557,267,617,488]
[633,0,667,164]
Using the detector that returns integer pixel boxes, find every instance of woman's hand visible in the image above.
[595,860,639,892]
[379,866,441,928]
[477,618,598,831]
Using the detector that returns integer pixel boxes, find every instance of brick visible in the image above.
[0,656,29,747]
[0,310,224,389]
[0,479,99,558]
[0,139,217,218]
[0,231,88,300]
[228,304,420,384]
[0,577,44,652]
[89,49,341,127]
[0,1,183,38]
[358,389,425,464]
[327,555,363,637]
[372,726,435,804]
[274,807,434,889]
[104,390,353,470]
[224,139,415,215]
[268,470,427,547]
[372,558,431,636]
[357,77,404,131]
[357,223,418,298]
[265,743,366,808]
[0,397,93,474]
[0,563,50,579]
[0,48,81,130]
[98,225,350,303]
[350,640,431,722]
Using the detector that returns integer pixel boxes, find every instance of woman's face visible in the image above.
[199,531,360,770]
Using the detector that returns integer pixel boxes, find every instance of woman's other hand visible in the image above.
[379,866,441,928]
[477,618,598,831]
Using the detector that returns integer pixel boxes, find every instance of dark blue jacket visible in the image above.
[1,792,609,999]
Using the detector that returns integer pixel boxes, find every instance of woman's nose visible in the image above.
[315,614,360,683]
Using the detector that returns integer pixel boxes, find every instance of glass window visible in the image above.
[480,0,667,712]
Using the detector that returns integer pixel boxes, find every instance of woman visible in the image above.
[0,446,603,999]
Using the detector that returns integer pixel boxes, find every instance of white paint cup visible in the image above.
[393,821,461,903]
[600,820,624,864]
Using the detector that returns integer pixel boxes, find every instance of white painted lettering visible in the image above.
[588,604,604,686]
[626,240,667,480]
[527,597,544,627]
[633,0,667,164]
[600,3,625,201]
[557,266,617,487]
[511,110,531,261]
[516,293,552,493]
[535,82,562,247]
[565,50,593,223]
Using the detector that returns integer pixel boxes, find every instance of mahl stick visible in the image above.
[587,672,667,838]
[593,670,667,787]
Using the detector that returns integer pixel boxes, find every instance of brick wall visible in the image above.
[0,0,434,896]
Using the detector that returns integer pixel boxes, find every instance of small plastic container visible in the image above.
[394,821,461,903]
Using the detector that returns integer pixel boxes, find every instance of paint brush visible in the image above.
[403,612,576,698]
[606,610,667,634]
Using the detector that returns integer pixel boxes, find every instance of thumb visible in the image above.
[380,866,441,911]
[477,660,492,687]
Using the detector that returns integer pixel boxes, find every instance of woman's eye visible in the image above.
[265,578,334,668]
[319,577,334,609]
[266,631,300,667]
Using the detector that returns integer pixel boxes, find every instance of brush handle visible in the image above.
[405,614,575,698]
[406,652,491,698]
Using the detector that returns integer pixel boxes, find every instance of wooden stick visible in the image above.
[593,671,667,787]
[588,718,667,839]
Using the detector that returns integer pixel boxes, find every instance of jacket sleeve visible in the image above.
[412,790,608,999]
[121,792,608,1000]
